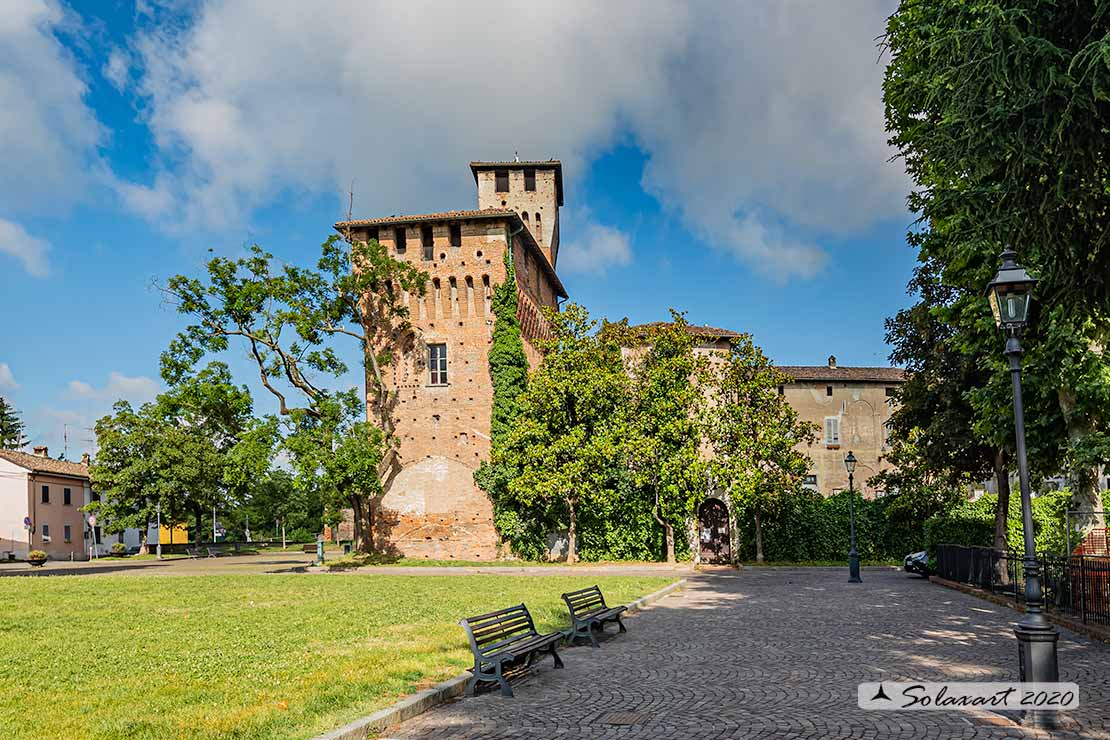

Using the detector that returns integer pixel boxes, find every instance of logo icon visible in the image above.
[870,684,891,702]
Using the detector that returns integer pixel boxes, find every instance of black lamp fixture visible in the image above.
[844,450,861,584]
[985,248,1059,724]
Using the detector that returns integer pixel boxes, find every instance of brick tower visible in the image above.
[335,160,566,559]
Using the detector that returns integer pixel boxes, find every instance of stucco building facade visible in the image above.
[335,160,566,560]
[778,356,905,498]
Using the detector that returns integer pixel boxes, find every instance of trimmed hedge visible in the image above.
[734,489,915,562]
[922,489,1100,556]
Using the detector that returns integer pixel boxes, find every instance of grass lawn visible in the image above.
[0,574,673,740]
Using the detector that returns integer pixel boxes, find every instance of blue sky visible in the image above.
[0,0,914,457]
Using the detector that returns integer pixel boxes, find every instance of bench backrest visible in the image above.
[460,604,538,658]
[562,585,607,617]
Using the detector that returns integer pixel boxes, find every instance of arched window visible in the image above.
[522,212,529,222]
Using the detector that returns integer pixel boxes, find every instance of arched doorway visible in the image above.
[697,498,731,564]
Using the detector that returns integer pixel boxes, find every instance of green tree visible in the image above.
[0,396,27,449]
[878,257,1007,550]
[88,363,255,549]
[622,313,708,563]
[702,336,817,562]
[283,391,385,550]
[161,235,426,552]
[491,304,628,563]
[883,0,1110,537]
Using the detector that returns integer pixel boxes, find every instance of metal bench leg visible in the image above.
[589,622,600,648]
[550,643,564,669]
[466,673,480,697]
[616,616,627,633]
[495,662,513,698]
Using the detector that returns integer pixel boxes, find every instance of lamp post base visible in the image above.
[848,551,862,583]
[1015,619,1060,729]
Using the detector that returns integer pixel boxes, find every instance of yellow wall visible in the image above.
[159,523,189,544]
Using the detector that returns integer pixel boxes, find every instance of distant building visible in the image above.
[0,446,94,560]
[778,356,905,498]
[0,446,183,560]
[334,159,567,560]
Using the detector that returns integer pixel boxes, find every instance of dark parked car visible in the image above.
[904,551,931,577]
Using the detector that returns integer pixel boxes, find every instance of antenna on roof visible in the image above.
[514,151,520,162]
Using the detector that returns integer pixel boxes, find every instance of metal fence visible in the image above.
[935,544,1110,626]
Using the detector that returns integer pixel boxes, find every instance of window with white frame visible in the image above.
[824,416,840,446]
[428,343,448,385]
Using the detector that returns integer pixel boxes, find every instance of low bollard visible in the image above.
[316,539,325,565]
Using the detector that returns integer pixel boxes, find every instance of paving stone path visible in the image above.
[385,567,1110,739]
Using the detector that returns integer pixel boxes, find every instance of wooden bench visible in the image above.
[185,547,200,559]
[302,543,317,554]
[205,546,225,558]
[562,585,627,647]
[459,603,564,697]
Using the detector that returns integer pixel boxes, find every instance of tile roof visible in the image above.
[0,449,90,479]
[779,366,906,383]
[469,160,564,206]
[335,208,518,228]
[630,322,746,339]
[334,209,568,299]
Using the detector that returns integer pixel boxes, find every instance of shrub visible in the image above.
[27,550,47,560]
[110,542,127,556]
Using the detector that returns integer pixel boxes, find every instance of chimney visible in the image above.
[33,445,48,457]
[81,452,90,466]
[828,355,837,369]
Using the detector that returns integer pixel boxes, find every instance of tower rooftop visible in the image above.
[470,160,563,206]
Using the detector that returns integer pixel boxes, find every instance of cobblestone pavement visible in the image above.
[385,567,1110,740]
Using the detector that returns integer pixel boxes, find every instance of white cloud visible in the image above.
[102,46,130,91]
[0,362,18,390]
[0,0,106,216]
[0,218,50,277]
[560,223,633,275]
[122,1,904,279]
[67,372,160,405]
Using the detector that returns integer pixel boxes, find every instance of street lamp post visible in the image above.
[155,501,162,559]
[985,249,1059,698]
[845,451,861,583]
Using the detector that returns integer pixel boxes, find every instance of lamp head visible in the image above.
[844,450,857,474]
[985,249,1037,331]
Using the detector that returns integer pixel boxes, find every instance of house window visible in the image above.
[41,524,50,541]
[90,492,100,503]
[777,385,784,395]
[394,227,407,253]
[495,169,509,192]
[524,168,536,191]
[449,223,462,247]
[522,211,529,222]
[885,386,897,397]
[366,227,379,243]
[41,485,49,504]
[64,525,71,543]
[803,474,818,488]
[63,487,72,506]
[826,385,833,397]
[422,225,434,261]
[93,526,102,544]
[824,417,840,446]
[428,343,448,385]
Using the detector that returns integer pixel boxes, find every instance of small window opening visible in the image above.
[524,168,536,191]
[422,225,434,260]
[826,385,833,397]
[449,223,462,247]
[429,343,448,385]
[394,228,407,253]
[366,227,379,243]
[495,169,509,192]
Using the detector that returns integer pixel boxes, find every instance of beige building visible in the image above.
[0,447,94,560]
[778,356,905,498]
[335,160,566,560]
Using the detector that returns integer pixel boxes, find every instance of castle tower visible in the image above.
[471,160,563,268]
[335,159,567,560]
